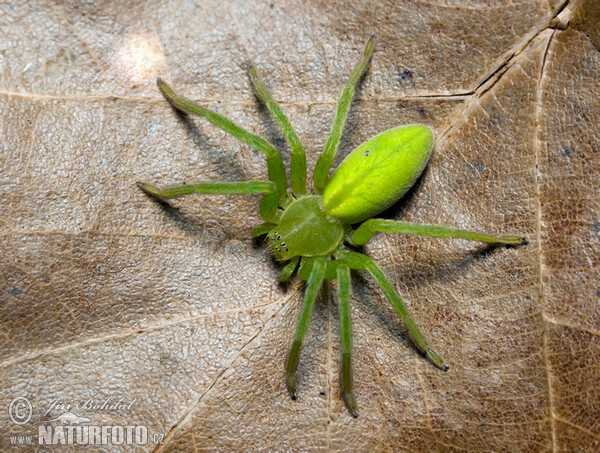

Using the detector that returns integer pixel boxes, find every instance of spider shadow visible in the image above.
[144,105,267,240]
[241,49,372,173]
[142,196,208,238]
[250,91,291,171]
[251,234,286,279]
[350,242,503,362]
[330,68,371,170]
[347,165,510,358]
[171,108,249,181]
[235,58,293,170]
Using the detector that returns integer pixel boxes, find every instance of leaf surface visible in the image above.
[1,0,598,451]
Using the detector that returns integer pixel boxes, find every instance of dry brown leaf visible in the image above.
[1,0,599,451]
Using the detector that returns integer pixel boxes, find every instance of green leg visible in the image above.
[287,257,327,398]
[351,219,526,246]
[342,252,448,371]
[137,181,276,198]
[279,256,300,282]
[298,256,315,281]
[249,67,307,196]
[251,223,275,237]
[157,79,288,205]
[313,35,376,193]
[137,180,281,223]
[337,262,357,417]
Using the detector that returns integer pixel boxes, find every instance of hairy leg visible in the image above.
[279,256,300,282]
[342,251,448,371]
[251,223,275,237]
[249,67,307,196]
[137,181,276,198]
[313,35,376,193]
[351,218,526,246]
[137,180,280,222]
[337,262,357,417]
[156,79,288,205]
[287,257,327,398]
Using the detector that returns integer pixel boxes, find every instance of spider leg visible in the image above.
[337,262,358,417]
[251,223,276,237]
[342,251,448,371]
[249,67,307,196]
[156,79,288,207]
[313,35,376,193]
[286,256,327,399]
[137,180,281,223]
[351,219,526,246]
[279,256,300,282]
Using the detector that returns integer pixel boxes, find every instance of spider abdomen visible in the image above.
[323,124,434,224]
[268,196,343,261]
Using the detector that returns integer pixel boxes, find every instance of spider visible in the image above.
[138,36,525,417]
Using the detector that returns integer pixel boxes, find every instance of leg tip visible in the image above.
[426,348,448,371]
[286,374,297,400]
[497,235,528,246]
[137,182,161,198]
[156,78,176,101]
[343,391,358,418]
[364,36,376,55]
[156,77,168,95]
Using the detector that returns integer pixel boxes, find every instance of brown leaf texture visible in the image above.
[1,0,598,451]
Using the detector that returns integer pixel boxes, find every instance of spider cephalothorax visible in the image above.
[138,36,524,417]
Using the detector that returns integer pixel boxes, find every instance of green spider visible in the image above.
[138,36,525,417]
